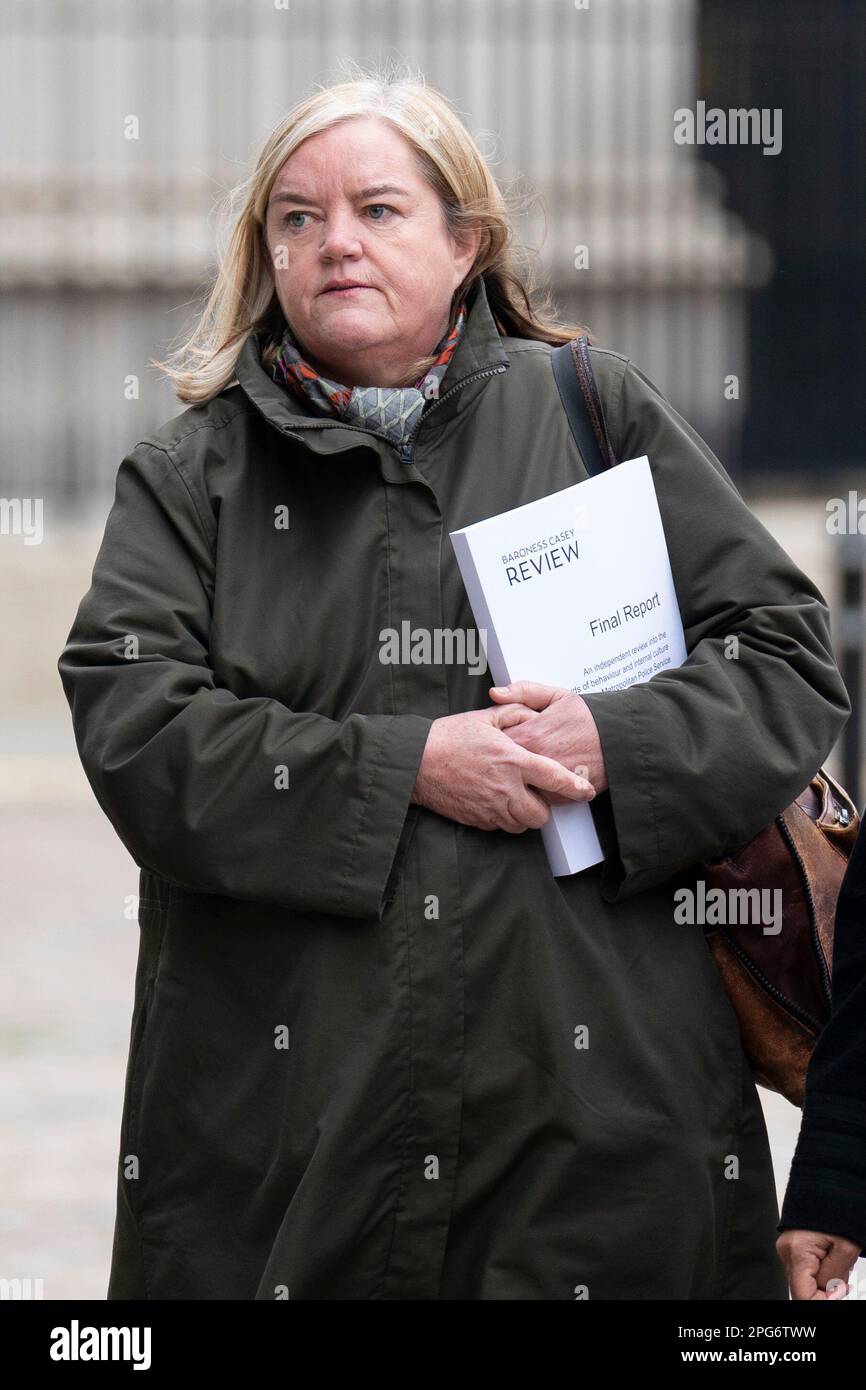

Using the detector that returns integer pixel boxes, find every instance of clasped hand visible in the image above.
[410,680,608,834]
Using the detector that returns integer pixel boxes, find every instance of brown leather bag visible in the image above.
[701,769,860,1106]
[552,335,862,1107]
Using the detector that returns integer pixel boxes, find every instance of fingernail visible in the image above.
[490,685,508,694]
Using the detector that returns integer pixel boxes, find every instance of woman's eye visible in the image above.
[280,205,394,231]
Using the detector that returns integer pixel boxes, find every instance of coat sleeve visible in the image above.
[57,442,434,919]
[580,353,851,904]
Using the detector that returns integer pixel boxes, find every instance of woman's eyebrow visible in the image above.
[269,184,413,207]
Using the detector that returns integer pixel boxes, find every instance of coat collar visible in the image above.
[232,275,510,457]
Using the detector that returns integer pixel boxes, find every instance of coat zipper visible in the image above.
[280,363,509,464]
[396,364,508,465]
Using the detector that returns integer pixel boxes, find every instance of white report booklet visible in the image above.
[449,456,687,876]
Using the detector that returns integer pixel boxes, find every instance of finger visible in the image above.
[788,1262,821,1300]
[501,786,551,832]
[499,720,537,747]
[530,787,576,807]
[490,702,538,731]
[529,777,587,807]
[824,1278,849,1300]
[519,750,595,800]
[532,765,595,806]
[817,1244,858,1296]
[785,1243,824,1301]
[489,680,561,710]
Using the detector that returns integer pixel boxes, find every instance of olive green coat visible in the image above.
[58,276,850,1299]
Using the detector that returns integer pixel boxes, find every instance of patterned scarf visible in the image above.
[270,299,468,448]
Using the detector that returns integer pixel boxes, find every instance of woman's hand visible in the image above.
[488,681,609,803]
[410,703,596,832]
[776,1228,862,1300]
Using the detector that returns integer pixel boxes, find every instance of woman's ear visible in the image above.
[451,220,482,282]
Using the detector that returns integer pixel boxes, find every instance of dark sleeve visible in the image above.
[580,354,851,903]
[778,820,866,1250]
[57,442,433,919]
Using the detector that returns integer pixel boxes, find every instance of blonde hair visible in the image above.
[156,58,591,404]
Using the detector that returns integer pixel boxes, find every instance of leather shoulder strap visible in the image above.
[551,336,619,476]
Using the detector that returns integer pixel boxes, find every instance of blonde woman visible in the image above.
[59,65,849,1300]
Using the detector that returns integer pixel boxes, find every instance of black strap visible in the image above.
[551,336,618,478]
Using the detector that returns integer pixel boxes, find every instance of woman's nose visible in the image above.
[319,212,363,260]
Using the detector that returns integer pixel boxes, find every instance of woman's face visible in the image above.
[263,115,479,386]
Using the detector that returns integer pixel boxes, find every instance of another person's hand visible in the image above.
[488,680,609,804]
[776,1228,862,1300]
[410,703,596,832]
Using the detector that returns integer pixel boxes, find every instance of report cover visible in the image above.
[449,456,688,875]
